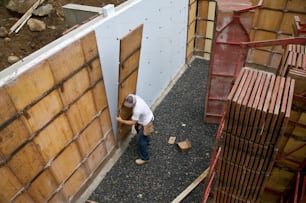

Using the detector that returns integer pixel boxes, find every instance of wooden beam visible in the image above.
[171,167,210,203]
[9,0,45,34]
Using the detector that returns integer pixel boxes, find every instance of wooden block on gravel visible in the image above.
[177,139,192,152]
[168,136,176,144]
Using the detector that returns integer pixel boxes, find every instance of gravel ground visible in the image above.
[89,58,218,203]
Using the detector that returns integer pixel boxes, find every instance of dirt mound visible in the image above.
[0,0,126,71]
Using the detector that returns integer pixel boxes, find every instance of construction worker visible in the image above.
[116,94,154,165]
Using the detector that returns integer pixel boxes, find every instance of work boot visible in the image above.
[135,159,148,165]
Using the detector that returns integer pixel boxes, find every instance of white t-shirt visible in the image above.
[131,95,154,125]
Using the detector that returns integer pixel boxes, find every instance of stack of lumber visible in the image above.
[214,67,295,203]
[261,43,306,202]
[278,44,306,76]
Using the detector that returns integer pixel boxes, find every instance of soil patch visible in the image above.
[0,0,126,71]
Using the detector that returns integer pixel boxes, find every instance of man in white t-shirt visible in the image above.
[116,94,154,165]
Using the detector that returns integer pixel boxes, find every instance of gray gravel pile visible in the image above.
[89,58,218,202]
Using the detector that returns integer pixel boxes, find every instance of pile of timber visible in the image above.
[214,67,295,202]
[278,44,306,76]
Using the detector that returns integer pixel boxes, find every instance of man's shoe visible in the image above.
[135,159,148,165]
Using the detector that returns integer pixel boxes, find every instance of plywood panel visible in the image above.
[65,91,96,134]
[280,12,299,34]
[263,0,286,9]
[50,143,81,183]
[4,61,55,111]
[253,30,277,51]
[87,141,107,172]
[100,108,113,136]
[63,165,87,199]
[81,31,98,62]
[77,119,103,156]
[0,166,23,202]
[92,80,108,111]
[117,25,143,143]
[248,49,271,67]
[13,192,34,203]
[8,142,44,184]
[33,114,73,162]
[48,191,66,203]
[0,87,29,159]
[287,0,306,12]
[48,40,85,83]
[22,90,63,132]
[58,68,90,105]
[119,50,141,82]
[27,169,58,202]
[197,0,208,19]
[119,24,143,62]
[255,9,283,31]
[105,130,116,153]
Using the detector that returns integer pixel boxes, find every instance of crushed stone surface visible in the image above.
[89,58,218,203]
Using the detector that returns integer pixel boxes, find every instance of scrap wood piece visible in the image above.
[168,136,176,144]
[177,139,191,152]
[86,200,98,203]
[171,167,210,203]
[9,0,45,34]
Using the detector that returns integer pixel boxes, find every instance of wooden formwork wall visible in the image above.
[117,24,143,144]
[247,0,306,72]
[186,0,216,63]
[0,31,116,202]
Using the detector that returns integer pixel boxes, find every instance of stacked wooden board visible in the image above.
[278,44,306,76]
[214,67,295,202]
[261,43,306,202]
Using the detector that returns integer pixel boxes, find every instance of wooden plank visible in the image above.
[222,69,249,194]
[259,73,276,144]
[171,167,209,203]
[9,0,45,34]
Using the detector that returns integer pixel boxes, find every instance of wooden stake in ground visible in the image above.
[9,0,45,34]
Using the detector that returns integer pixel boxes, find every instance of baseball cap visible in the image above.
[124,94,136,108]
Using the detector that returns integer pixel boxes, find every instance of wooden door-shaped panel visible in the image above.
[117,24,143,144]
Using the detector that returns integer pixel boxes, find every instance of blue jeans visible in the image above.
[138,127,150,161]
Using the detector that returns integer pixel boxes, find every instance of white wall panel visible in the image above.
[0,0,189,137]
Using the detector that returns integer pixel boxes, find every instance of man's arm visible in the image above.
[116,115,137,126]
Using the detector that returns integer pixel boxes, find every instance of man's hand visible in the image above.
[116,115,123,123]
